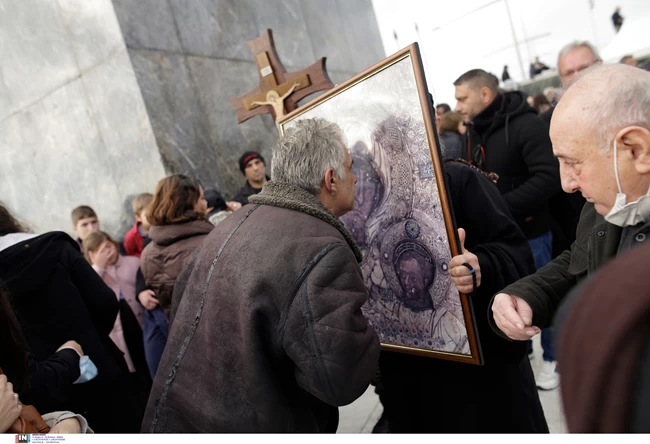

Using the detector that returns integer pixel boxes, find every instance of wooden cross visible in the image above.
[228,29,334,124]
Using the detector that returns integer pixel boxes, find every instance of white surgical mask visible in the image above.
[604,140,650,227]
[73,355,98,384]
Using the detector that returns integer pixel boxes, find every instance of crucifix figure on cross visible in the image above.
[228,29,334,126]
[250,82,299,121]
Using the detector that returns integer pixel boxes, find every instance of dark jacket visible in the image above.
[537,104,587,255]
[379,162,547,433]
[0,232,142,432]
[139,220,213,319]
[440,132,463,160]
[491,203,623,331]
[232,176,269,205]
[141,181,380,433]
[462,91,561,239]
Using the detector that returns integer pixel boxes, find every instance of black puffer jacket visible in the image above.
[0,232,143,432]
[462,91,561,239]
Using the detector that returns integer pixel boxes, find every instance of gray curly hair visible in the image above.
[272,118,347,194]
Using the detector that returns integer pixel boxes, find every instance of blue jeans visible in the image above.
[143,306,169,379]
[527,231,555,362]
[528,231,553,270]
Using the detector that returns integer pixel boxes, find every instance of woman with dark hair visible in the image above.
[138,174,213,378]
[0,203,143,433]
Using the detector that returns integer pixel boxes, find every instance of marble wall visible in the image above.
[0,0,166,238]
[0,0,384,238]
[112,0,385,199]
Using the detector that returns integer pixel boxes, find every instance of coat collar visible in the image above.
[148,220,214,247]
[249,181,362,262]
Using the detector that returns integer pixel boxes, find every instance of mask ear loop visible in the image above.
[613,139,623,194]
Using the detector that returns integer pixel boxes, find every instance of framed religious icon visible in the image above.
[278,44,482,364]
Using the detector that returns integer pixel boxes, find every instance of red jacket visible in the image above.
[124,222,146,258]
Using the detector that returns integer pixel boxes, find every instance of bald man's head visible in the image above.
[550,64,650,216]
[554,64,650,151]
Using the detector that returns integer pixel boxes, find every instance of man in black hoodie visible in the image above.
[454,69,560,245]
[454,69,562,387]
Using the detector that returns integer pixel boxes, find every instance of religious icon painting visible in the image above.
[278,44,482,364]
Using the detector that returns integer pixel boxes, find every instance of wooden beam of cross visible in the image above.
[228,29,334,124]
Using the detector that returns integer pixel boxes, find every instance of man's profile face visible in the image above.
[74,216,99,241]
[454,83,487,121]
[335,144,358,217]
[559,47,598,86]
[396,251,434,312]
[550,107,619,216]
[244,158,266,184]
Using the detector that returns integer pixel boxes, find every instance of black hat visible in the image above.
[239,151,265,175]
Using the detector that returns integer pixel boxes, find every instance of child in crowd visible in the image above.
[124,193,153,257]
[71,206,99,250]
[83,231,151,401]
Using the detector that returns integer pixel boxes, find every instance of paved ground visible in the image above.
[337,334,567,433]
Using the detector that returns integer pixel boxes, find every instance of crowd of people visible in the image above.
[1,35,650,435]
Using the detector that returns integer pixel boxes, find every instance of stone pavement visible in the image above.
[337,334,567,433]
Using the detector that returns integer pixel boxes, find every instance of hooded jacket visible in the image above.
[139,220,214,319]
[0,232,143,432]
[141,181,380,433]
[462,91,561,239]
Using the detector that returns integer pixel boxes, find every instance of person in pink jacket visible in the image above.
[83,231,151,402]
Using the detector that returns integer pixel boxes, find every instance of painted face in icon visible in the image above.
[395,248,435,312]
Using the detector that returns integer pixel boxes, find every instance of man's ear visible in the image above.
[134,214,142,223]
[480,86,492,105]
[323,168,337,193]
[618,126,650,175]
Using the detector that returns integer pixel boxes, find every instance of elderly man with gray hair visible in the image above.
[532,41,604,389]
[141,118,380,433]
[490,64,650,356]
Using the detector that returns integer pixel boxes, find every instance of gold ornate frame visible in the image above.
[278,44,482,365]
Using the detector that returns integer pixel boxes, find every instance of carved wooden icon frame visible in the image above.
[279,44,482,365]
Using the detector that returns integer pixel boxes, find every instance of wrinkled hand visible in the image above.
[49,417,81,434]
[448,228,481,294]
[491,293,541,340]
[138,289,159,311]
[57,340,84,356]
[0,375,21,433]
[226,201,242,212]
[89,243,112,270]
